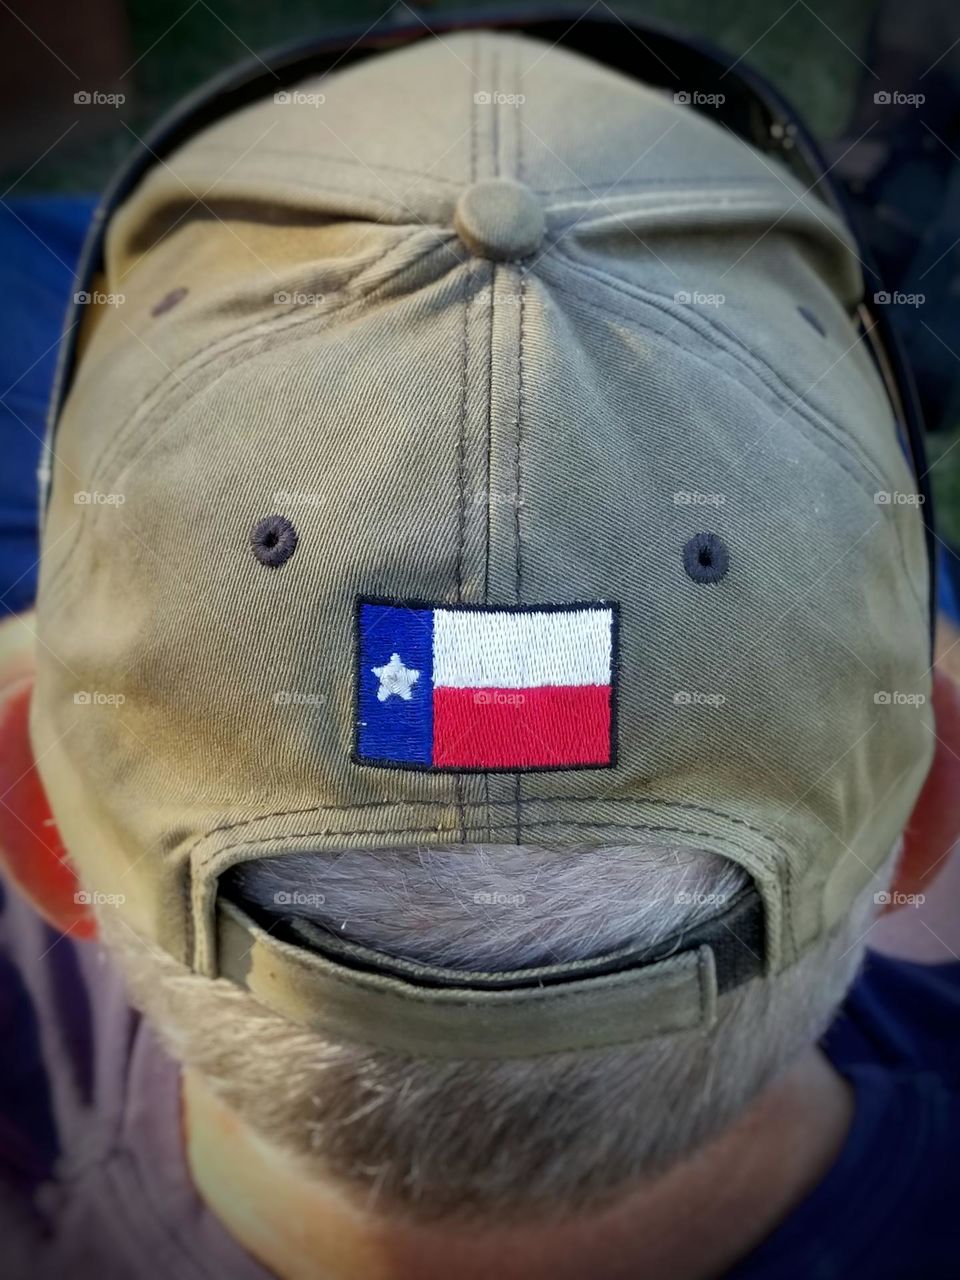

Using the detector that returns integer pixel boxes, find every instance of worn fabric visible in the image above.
[31,31,932,1052]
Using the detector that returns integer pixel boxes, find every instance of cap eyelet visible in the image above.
[251,515,298,568]
[151,286,189,317]
[797,305,826,337]
[683,532,729,584]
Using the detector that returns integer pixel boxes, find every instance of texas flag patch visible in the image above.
[355,598,618,771]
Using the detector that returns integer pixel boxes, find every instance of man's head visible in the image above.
[21,26,935,1221]
[95,839,889,1221]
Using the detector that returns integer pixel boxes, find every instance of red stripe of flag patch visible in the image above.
[355,599,617,771]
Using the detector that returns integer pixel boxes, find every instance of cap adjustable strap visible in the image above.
[281,885,764,994]
[212,890,764,1058]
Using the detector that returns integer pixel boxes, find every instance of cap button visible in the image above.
[453,179,545,261]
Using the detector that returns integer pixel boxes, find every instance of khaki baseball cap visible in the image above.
[32,30,932,1058]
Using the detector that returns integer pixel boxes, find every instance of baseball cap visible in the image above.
[32,30,933,1058]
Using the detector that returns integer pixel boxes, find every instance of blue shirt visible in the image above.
[730,951,960,1279]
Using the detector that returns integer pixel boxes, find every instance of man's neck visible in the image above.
[182,1048,852,1280]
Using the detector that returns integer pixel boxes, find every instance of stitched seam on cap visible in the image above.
[510,37,526,845]
[45,230,420,599]
[181,142,464,188]
[45,231,446,602]
[552,245,889,488]
[455,279,469,840]
[198,817,777,869]
[467,33,493,848]
[137,168,452,222]
[492,37,501,180]
[456,278,469,602]
[550,267,894,505]
[515,269,527,844]
[552,268,928,618]
[515,270,526,603]
[532,175,810,196]
[483,265,495,601]
[184,795,793,863]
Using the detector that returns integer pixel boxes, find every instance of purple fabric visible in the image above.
[0,873,273,1280]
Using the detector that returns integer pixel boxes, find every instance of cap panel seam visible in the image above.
[546,262,884,500]
[45,228,425,598]
[532,175,811,197]
[543,264,927,618]
[44,231,447,603]
[515,265,527,844]
[466,33,494,847]
[515,33,525,188]
[195,817,778,870]
[183,794,793,864]
[455,232,472,841]
[469,32,479,188]
[512,30,526,845]
[455,33,480,845]
[551,244,890,490]
[547,259,911,514]
[492,37,501,180]
[483,266,495,601]
[183,142,465,188]
[136,156,460,228]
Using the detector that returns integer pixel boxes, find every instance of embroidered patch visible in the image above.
[354,598,618,771]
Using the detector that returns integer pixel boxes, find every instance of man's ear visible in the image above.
[891,666,960,908]
[0,671,96,938]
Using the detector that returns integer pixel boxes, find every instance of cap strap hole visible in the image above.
[251,515,298,568]
[683,532,729,584]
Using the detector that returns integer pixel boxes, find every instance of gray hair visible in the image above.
[221,842,751,969]
[97,842,893,1223]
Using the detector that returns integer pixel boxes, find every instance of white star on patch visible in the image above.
[372,652,420,702]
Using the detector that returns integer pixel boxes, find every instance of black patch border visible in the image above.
[352,595,620,774]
